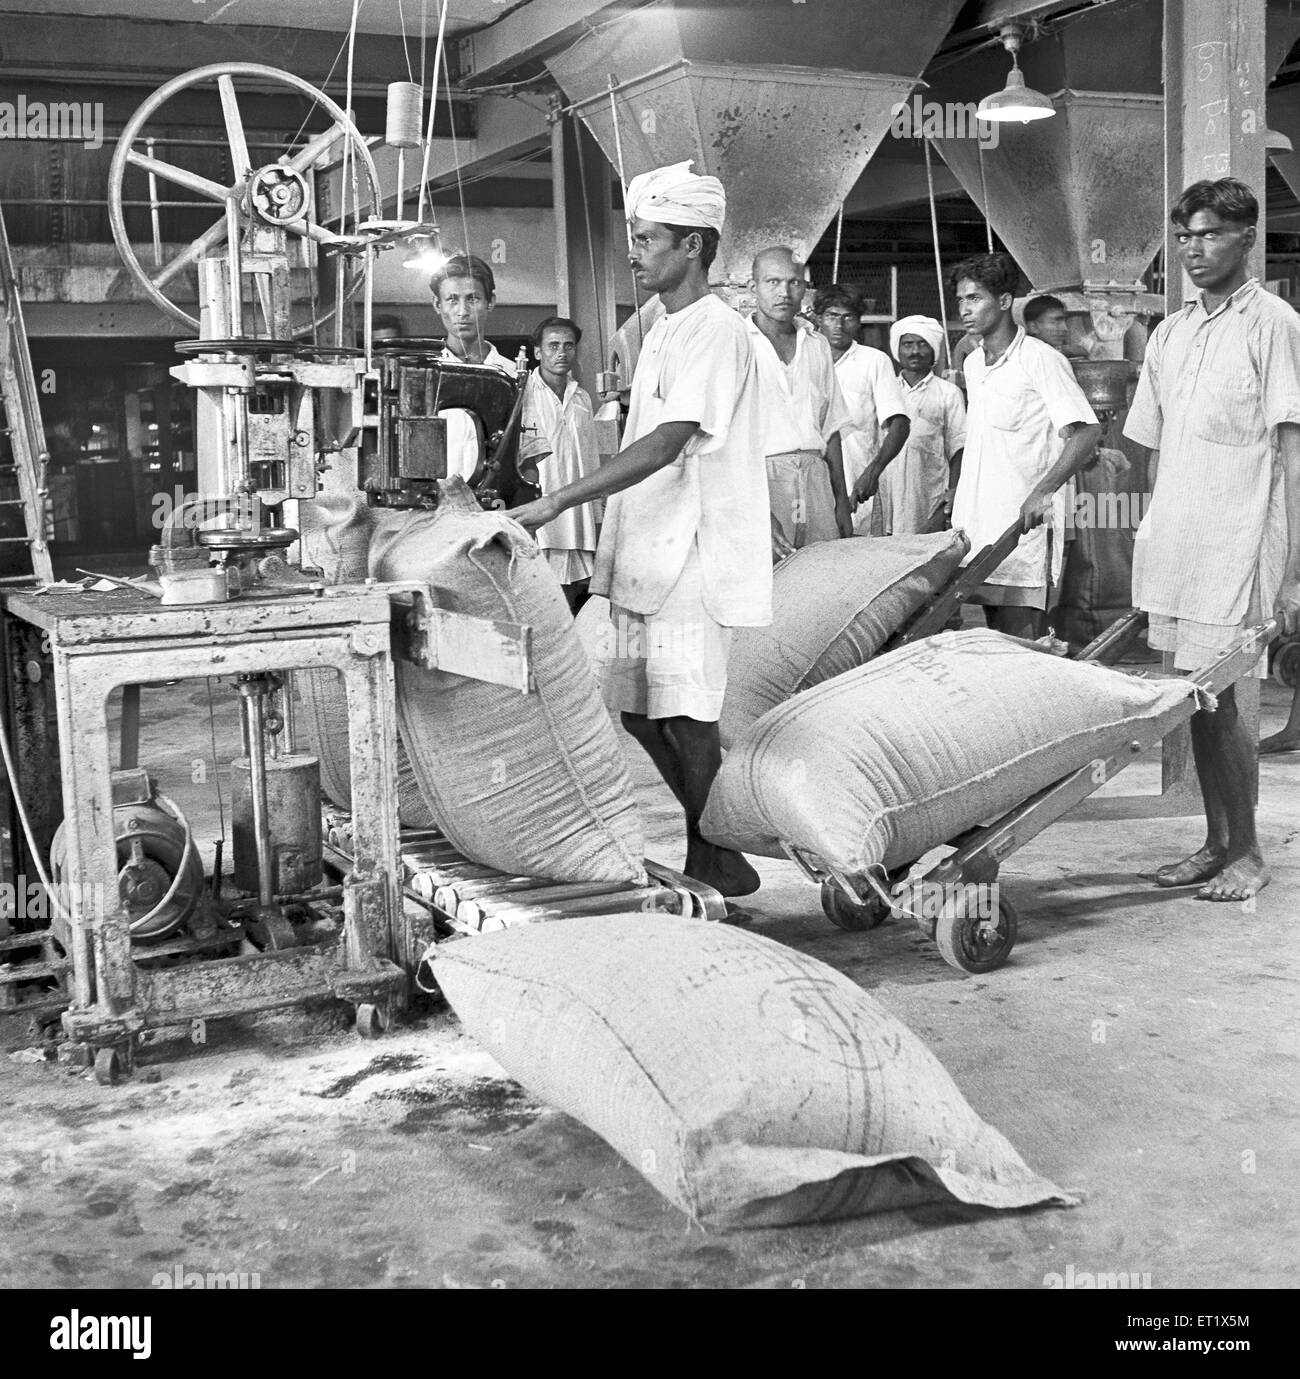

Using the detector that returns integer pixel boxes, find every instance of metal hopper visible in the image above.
[545,0,965,299]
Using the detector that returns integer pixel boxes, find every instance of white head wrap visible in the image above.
[625,160,726,232]
[890,314,947,364]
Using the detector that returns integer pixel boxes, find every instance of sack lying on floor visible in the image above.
[719,531,969,747]
[432,913,1076,1227]
[702,628,1204,874]
[296,491,437,829]
[369,480,646,884]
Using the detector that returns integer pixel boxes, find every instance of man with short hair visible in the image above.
[950,251,1102,638]
[1123,176,1300,901]
[747,248,853,551]
[1023,294,1088,359]
[520,316,601,613]
[880,314,966,534]
[430,253,514,480]
[815,284,910,534]
[511,162,771,899]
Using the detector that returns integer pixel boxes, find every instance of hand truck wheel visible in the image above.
[819,880,889,931]
[1272,639,1300,689]
[935,888,1018,973]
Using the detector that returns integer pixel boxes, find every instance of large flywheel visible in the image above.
[107,62,383,336]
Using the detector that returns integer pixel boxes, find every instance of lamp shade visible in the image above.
[977,66,1056,123]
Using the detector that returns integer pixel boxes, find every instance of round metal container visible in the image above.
[1070,359,1135,411]
[231,752,323,896]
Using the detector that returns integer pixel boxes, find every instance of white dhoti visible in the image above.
[766,449,840,548]
[599,546,733,722]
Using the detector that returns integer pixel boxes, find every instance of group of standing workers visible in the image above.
[434,161,1299,913]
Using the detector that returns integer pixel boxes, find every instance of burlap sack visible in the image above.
[369,485,646,884]
[432,914,1076,1227]
[720,531,969,747]
[296,491,437,829]
[702,629,1203,873]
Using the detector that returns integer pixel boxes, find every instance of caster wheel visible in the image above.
[935,888,1018,974]
[355,1002,389,1039]
[93,1047,122,1086]
[1273,640,1300,689]
[819,880,888,931]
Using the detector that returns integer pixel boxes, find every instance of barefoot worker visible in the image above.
[511,161,772,899]
[1124,177,1300,901]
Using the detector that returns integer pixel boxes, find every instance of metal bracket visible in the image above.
[392,588,534,692]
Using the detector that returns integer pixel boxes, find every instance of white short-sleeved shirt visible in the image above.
[438,343,515,481]
[954,329,1097,588]
[520,369,601,574]
[746,317,852,456]
[592,293,772,627]
[834,340,908,488]
[877,371,966,535]
[1123,277,1300,626]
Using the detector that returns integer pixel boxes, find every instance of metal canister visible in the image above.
[230,752,323,896]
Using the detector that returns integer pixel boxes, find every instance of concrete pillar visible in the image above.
[1163,0,1266,795]
[550,113,617,390]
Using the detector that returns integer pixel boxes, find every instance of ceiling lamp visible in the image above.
[401,229,447,273]
[1266,127,1294,154]
[977,23,1056,124]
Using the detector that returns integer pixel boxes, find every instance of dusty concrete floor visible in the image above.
[1,667,1298,1290]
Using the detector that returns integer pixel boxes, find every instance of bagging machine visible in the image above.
[0,63,547,1080]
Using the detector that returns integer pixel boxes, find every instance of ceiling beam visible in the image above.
[456,0,649,86]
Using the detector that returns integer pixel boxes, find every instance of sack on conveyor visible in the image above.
[369,481,646,885]
[295,491,437,829]
[719,531,969,748]
[702,628,1205,875]
[432,913,1076,1227]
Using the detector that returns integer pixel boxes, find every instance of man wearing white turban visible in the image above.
[814,285,910,535]
[511,162,771,900]
[877,315,967,535]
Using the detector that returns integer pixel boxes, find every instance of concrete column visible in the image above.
[1163,0,1266,795]
[552,114,617,389]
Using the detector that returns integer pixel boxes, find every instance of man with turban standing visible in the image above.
[877,315,966,535]
[511,162,771,901]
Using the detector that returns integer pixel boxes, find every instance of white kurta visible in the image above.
[521,369,601,584]
[1123,277,1300,626]
[833,340,908,534]
[877,371,966,535]
[592,292,771,627]
[438,342,516,482]
[954,329,1097,588]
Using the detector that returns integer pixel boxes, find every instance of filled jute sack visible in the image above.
[369,481,646,884]
[295,491,437,829]
[432,914,1076,1227]
[702,628,1205,874]
[719,531,969,748]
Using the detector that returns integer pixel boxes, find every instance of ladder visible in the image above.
[0,200,54,586]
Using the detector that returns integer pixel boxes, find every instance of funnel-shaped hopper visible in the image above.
[547,0,964,287]
[929,0,1164,295]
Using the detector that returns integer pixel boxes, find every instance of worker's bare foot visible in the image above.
[685,841,761,897]
[1259,729,1300,755]
[1196,854,1270,902]
[1155,846,1226,887]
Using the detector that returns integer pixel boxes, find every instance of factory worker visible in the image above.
[747,247,854,552]
[876,315,966,535]
[430,253,514,482]
[950,251,1101,639]
[1124,177,1300,901]
[815,284,910,535]
[511,161,771,901]
[520,315,602,614]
